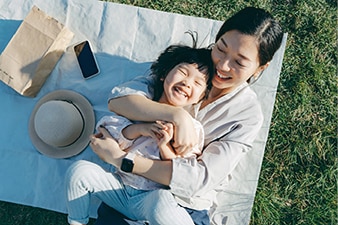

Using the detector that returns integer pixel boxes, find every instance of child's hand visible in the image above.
[155,121,174,147]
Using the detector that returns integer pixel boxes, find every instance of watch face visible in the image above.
[121,158,134,172]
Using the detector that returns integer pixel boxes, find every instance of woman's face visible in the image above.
[211,30,267,96]
[159,63,208,107]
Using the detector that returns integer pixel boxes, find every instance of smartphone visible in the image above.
[73,40,100,79]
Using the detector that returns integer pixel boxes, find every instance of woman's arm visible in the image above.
[108,95,198,155]
[109,95,180,122]
[90,127,173,185]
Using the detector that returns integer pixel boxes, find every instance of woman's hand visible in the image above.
[171,108,198,155]
[90,127,126,167]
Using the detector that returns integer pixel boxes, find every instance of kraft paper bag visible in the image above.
[0,6,74,97]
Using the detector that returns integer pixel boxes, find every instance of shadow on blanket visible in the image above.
[95,203,146,225]
[95,202,210,225]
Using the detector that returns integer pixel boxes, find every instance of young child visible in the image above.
[96,44,213,190]
[66,43,214,225]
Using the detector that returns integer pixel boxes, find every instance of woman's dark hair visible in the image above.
[151,38,214,101]
[216,7,283,66]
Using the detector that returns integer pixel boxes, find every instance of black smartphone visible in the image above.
[74,40,100,79]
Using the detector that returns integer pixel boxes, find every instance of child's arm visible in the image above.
[122,123,148,140]
[122,122,166,140]
[158,143,177,160]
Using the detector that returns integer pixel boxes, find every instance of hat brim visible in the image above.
[29,90,95,158]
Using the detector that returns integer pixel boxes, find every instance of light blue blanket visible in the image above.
[0,0,287,224]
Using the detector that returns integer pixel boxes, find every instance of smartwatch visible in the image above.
[120,152,136,173]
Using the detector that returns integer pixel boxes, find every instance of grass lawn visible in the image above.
[0,0,336,224]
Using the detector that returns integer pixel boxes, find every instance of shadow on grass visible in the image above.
[0,201,96,225]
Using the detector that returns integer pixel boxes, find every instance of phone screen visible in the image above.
[74,41,99,79]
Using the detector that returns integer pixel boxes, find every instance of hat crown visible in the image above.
[34,100,84,148]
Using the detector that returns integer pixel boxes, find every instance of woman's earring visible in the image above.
[209,43,215,49]
[248,71,263,85]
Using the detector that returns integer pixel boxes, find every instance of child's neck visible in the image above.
[158,97,170,105]
[158,95,174,106]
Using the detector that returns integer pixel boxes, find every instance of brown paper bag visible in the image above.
[0,6,74,97]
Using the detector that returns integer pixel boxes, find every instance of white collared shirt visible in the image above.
[108,75,263,210]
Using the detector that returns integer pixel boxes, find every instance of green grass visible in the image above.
[1,0,336,224]
[0,201,95,225]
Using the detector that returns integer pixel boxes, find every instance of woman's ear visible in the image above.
[253,62,270,79]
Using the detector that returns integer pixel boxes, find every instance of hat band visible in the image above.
[59,100,85,147]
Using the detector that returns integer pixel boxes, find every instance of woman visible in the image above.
[91,6,283,224]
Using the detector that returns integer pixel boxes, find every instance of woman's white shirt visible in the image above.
[108,75,263,210]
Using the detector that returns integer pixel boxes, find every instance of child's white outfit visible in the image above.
[97,114,204,190]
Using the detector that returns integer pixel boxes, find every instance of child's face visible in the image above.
[159,63,207,107]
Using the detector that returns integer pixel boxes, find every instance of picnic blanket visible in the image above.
[0,0,287,224]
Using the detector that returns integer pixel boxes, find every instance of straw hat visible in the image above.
[29,90,95,158]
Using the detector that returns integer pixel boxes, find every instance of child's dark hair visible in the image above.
[151,39,214,101]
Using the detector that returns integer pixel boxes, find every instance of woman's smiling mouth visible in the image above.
[216,71,232,80]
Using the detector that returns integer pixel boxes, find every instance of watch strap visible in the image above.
[124,152,136,161]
